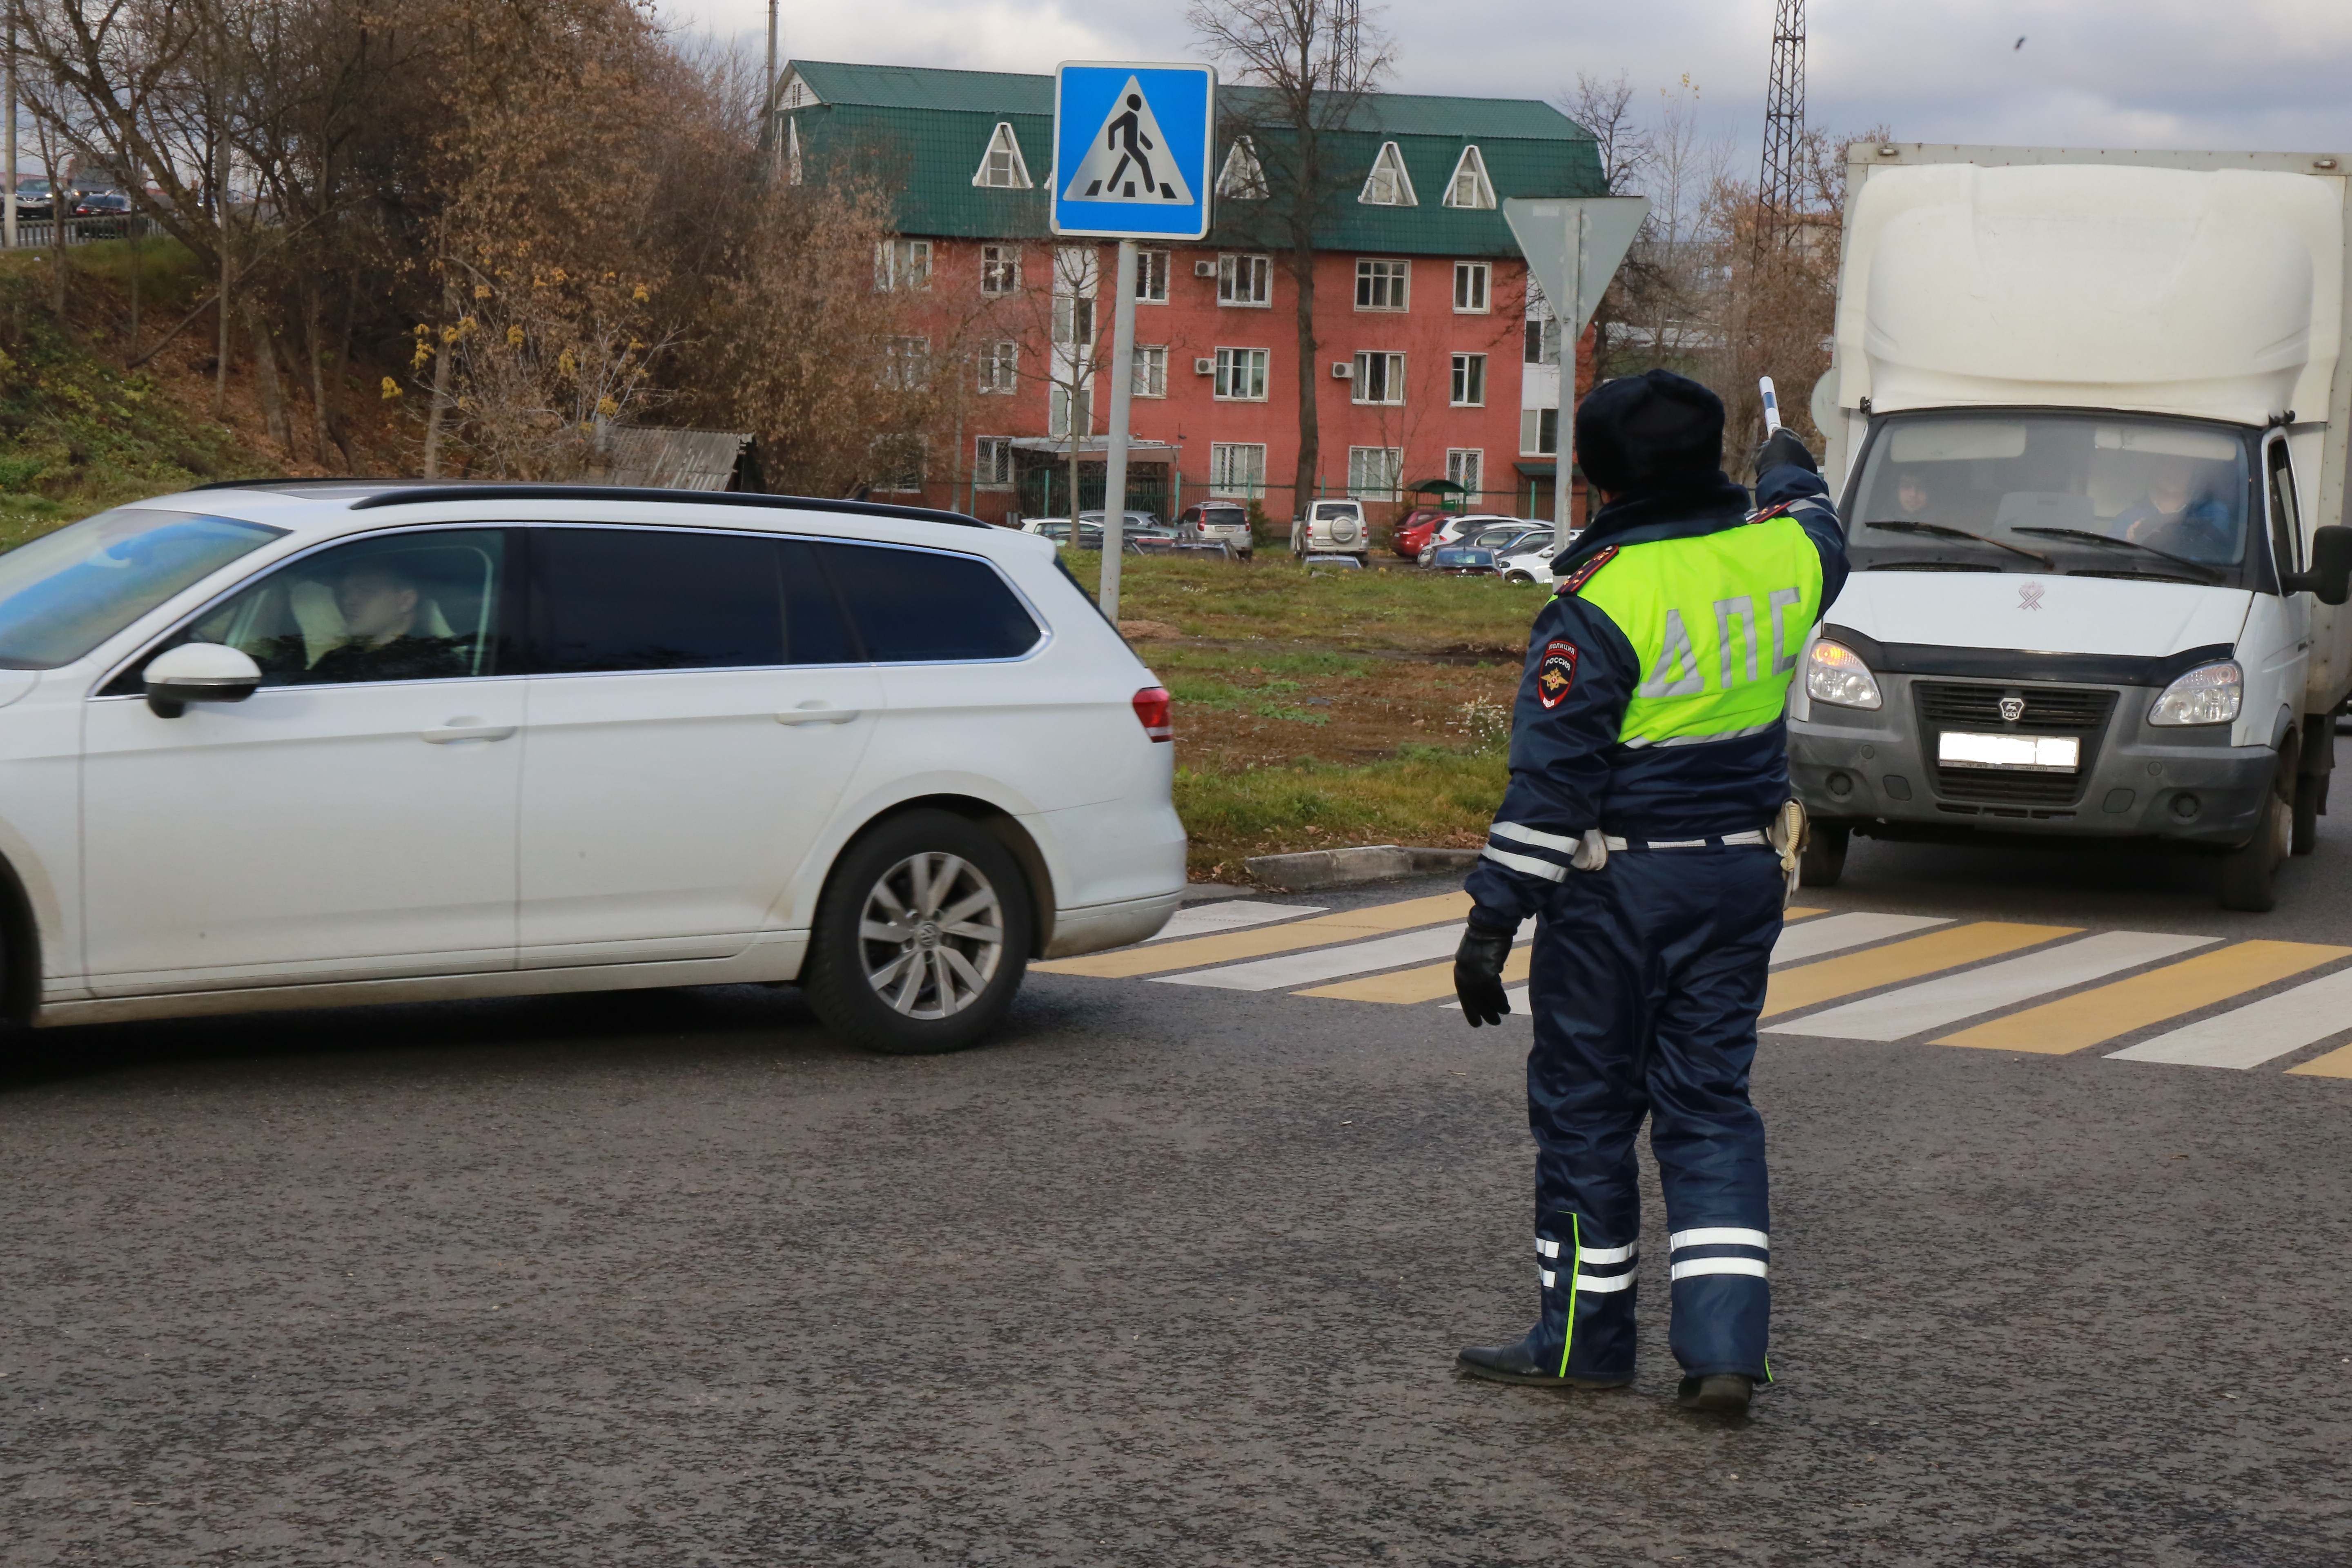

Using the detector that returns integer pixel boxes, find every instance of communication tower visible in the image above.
[1757,0,1806,243]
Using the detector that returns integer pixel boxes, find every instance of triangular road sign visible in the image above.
[1062,76,1195,205]
[1501,196,1650,337]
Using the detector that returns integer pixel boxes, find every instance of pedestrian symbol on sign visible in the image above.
[1062,77,1194,205]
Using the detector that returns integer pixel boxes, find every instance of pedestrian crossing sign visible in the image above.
[1052,61,1216,240]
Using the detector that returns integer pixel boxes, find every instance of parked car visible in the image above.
[1022,517,1105,550]
[1292,499,1369,562]
[1078,509,1166,535]
[1391,508,1453,562]
[1499,531,1577,585]
[1428,521,1551,574]
[1418,512,1537,563]
[0,482,1187,1054]
[1176,501,1253,559]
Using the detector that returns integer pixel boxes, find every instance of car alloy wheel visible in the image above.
[857,851,1004,1019]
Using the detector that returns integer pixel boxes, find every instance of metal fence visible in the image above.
[1,214,160,248]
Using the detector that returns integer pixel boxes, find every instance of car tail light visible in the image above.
[1132,686,1173,742]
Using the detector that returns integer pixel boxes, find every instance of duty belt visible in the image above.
[1601,830,1770,852]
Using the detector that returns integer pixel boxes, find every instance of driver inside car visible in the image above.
[246,561,470,684]
[2113,456,2235,560]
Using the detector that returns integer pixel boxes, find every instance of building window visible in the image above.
[1356,258,1409,311]
[974,436,1015,489]
[872,435,927,492]
[977,340,1017,394]
[1049,385,1093,440]
[1210,442,1267,498]
[1359,141,1418,207]
[1131,345,1168,399]
[981,245,1020,296]
[1217,137,1268,200]
[880,335,930,390]
[1053,294,1096,345]
[1219,253,1271,306]
[1135,249,1169,303]
[1454,261,1490,313]
[1348,446,1404,500]
[972,122,1034,189]
[874,239,931,293]
[1443,145,1496,209]
[1447,448,1483,500]
[1525,314,1561,365]
[1353,351,1405,405]
[1214,347,1269,401]
[1450,353,1486,407]
[1521,408,1560,456]
[786,117,803,185]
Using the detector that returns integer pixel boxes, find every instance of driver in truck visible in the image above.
[2114,455,2235,561]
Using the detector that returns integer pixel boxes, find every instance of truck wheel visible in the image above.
[2217,773,2291,912]
[803,809,1035,1055]
[1799,825,1849,888]
[2292,771,2323,855]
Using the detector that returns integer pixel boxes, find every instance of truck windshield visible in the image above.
[0,508,284,668]
[1846,412,2259,586]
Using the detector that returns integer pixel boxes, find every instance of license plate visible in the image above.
[1937,731,2080,772]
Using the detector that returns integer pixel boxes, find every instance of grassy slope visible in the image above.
[1058,552,1541,879]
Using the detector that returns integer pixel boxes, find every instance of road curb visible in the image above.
[1243,844,1478,890]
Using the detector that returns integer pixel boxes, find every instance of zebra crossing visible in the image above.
[1033,894,2352,1079]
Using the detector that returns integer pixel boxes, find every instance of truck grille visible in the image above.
[1912,681,2118,806]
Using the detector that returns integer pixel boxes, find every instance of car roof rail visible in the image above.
[186,478,992,531]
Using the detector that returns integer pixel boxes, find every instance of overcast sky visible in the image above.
[672,0,2352,176]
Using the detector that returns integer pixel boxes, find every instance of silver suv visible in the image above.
[1291,499,1368,563]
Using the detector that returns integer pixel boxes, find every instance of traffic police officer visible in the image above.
[1452,369,1846,1415]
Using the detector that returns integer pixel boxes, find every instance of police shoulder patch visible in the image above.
[1536,638,1578,709]
[1554,545,1619,597]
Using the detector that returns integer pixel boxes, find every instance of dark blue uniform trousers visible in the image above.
[1523,844,1782,1383]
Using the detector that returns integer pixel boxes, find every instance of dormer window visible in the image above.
[1217,137,1268,200]
[1359,141,1417,207]
[1443,145,1495,209]
[973,122,1033,189]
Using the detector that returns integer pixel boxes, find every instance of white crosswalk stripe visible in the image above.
[1148,900,1327,942]
[1770,911,1950,966]
[2105,967,2352,1069]
[1776,931,2217,1042]
[1156,919,1530,993]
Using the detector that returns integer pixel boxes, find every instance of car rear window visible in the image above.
[815,542,1041,662]
[528,527,853,671]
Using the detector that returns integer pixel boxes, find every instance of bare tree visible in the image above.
[1188,0,1391,524]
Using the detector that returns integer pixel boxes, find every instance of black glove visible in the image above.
[1454,921,1515,1027]
[1753,428,1818,477]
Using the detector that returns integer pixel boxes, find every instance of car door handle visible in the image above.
[420,721,516,744]
[777,703,862,726]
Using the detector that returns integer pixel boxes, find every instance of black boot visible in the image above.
[1456,1330,1631,1390]
[1675,1373,1755,1414]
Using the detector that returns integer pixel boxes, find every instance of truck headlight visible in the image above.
[2148,661,2242,726]
[1804,639,1882,710]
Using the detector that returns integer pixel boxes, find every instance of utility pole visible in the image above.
[4,18,16,252]
[765,0,780,177]
[1757,0,1806,250]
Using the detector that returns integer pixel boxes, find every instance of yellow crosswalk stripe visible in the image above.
[1932,940,2352,1054]
[1786,906,1828,920]
[1035,891,1473,978]
[2286,1042,2352,1078]
[1764,921,2076,1020]
[1296,944,1534,1004]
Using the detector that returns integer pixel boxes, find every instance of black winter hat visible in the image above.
[1573,369,1725,496]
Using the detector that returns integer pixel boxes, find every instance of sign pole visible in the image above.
[1100,238,1138,621]
[1555,207,1585,533]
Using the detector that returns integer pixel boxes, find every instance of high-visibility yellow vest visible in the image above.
[1570,514,1825,748]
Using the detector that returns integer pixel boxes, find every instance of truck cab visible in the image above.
[1795,149,2352,909]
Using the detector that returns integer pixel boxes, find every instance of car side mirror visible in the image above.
[144,641,263,718]
[2286,525,2352,605]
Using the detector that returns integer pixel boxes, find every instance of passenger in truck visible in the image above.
[1888,466,1937,522]
[2112,456,2236,561]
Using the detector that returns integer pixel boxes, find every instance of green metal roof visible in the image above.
[781,60,1604,258]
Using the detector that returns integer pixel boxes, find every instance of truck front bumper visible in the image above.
[1790,675,2272,849]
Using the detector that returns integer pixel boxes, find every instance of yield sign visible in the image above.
[1501,196,1650,337]
[1063,76,1194,205]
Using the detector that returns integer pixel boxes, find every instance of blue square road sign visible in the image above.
[1052,62,1216,241]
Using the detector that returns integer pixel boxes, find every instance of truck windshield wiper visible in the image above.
[1863,519,2052,565]
[2009,526,2225,581]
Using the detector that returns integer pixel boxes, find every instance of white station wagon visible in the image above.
[0,482,1186,1054]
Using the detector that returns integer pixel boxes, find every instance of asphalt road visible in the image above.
[8,787,2352,1564]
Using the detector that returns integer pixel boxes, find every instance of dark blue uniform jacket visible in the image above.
[1464,463,1848,928]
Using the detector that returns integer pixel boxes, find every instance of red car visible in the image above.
[1391,508,1451,561]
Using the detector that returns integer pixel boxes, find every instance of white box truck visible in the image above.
[1793,144,2352,909]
